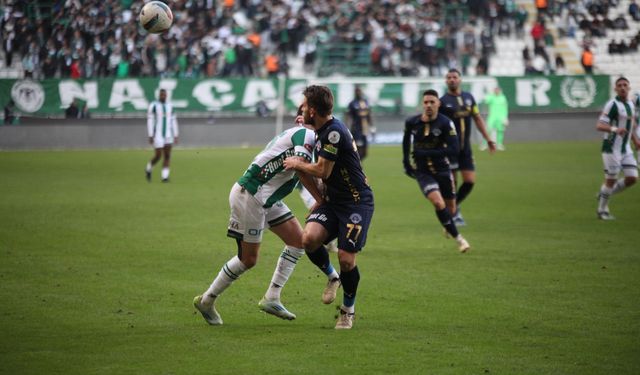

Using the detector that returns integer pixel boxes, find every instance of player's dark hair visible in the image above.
[615,76,629,85]
[303,85,333,117]
[423,89,439,98]
[447,68,461,76]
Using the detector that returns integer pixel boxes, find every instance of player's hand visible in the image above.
[283,156,302,170]
[614,127,628,136]
[403,160,416,179]
[487,140,497,153]
[148,137,153,144]
[174,137,179,145]
[503,119,509,127]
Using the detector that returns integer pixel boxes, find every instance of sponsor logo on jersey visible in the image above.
[560,76,596,108]
[328,131,341,144]
[11,79,45,113]
[323,144,338,154]
[308,213,328,222]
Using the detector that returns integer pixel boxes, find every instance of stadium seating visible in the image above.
[0,0,638,80]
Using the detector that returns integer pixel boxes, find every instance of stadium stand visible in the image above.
[0,0,637,80]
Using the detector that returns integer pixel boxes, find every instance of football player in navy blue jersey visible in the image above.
[284,85,375,329]
[347,86,374,161]
[439,69,495,226]
[403,89,471,253]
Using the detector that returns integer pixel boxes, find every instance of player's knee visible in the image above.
[337,252,356,271]
[240,253,258,269]
[301,231,322,251]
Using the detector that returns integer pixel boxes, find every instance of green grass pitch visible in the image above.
[0,142,638,374]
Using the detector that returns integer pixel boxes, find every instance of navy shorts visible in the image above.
[416,170,456,200]
[306,201,374,253]
[450,147,475,171]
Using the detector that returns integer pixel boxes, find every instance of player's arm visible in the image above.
[402,121,416,178]
[471,108,496,153]
[631,119,640,148]
[147,103,155,143]
[596,119,627,136]
[297,171,324,205]
[284,155,335,179]
[597,101,627,136]
[172,110,179,143]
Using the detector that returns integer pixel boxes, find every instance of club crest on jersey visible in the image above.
[304,143,313,152]
[433,128,441,136]
[349,213,362,224]
[328,131,340,144]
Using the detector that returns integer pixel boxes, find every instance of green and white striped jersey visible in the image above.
[599,96,635,154]
[147,100,178,138]
[634,93,640,125]
[238,126,316,208]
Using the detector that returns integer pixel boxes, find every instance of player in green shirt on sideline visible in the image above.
[481,86,509,151]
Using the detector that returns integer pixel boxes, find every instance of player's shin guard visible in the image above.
[340,266,360,312]
[307,245,336,277]
[456,182,474,205]
[436,208,459,238]
[598,185,612,212]
[265,246,305,300]
[203,255,247,304]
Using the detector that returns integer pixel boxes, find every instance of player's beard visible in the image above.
[304,112,313,126]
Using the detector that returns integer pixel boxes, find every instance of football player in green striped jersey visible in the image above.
[596,77,639,220]
[145,89,179,182]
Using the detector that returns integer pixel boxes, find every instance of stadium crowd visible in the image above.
[1,0,526,79]
[1,0,638,79]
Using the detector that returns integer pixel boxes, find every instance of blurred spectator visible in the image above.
[515,6,529,38]
[581,47,594,74]
[65,99,80,119]
[3,29,16,67]
[631,0,640,21]
[256,100,270,117]
[613,14,629,29]
[4,100,17,125]
[264,52,279,77]
[81,103,91,119]
[536,0,549,19]
[70,59,82,79]
[555,54,567,75]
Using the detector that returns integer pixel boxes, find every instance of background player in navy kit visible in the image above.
[347,86,374,161]
[439,69,495,226]
[403,89,471,253]
[284,85,374,330]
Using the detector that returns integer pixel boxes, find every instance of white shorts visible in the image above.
[153,136,174,149]
[227,183,294,243]
[602,152,638,179]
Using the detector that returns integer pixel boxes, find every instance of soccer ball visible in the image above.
[139,1,173,34]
